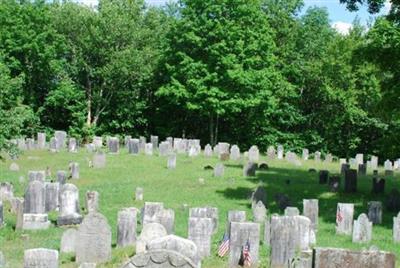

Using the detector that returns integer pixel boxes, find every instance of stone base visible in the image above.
[22,214,51,230]
[57,214,83,226]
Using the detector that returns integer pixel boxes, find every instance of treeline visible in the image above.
[0,0,399,160]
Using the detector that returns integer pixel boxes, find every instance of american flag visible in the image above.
[336,206,343,224]
[242,239,252,267]
[217,232,230,257]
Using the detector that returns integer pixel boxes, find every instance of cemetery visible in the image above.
[0,134,399,267]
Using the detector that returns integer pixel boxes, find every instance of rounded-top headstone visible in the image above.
[136,222,168,253]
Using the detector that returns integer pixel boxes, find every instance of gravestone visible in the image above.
[188,217,212,258]
[26,138,34,150]
[154,208,175,234]
[56,171,67,185]
[314,151,321,162]
[142,203,174,234]
[355,153,364,165]
[248,145,260,163]
[145,143,153,155]
[344,169,357,193]
[302,149,309,160]
[24,181,46,214]
[319,170,329,184]
[61,228,77,253]
[372,178,385,194]
[284,207,300,216]
[189,207,219,234]
[384,160,393,176]
[108,137,119,153]
[117,207,138,248]
[313,247,396,268]
[45,182,59,212]
[86,144,95,153]
[352,213,372,243]
[142,202,164,225]
[252,200,267,222]
[86,191,99,213]
[358,163,367,176]
[135,187,143,201]
[204,144,213,157]
[122,250,196,268]
[394,212,400,243]
[270,215,312,268]
[55,130,67,149]
[68,138,77,153]
[167,154,176,169]
[158,141,170,156]
[22,214,50,230]
[57,183,82,226]
[328,176,341,192]
[93,136,103,148]
[76,212,112,264]
[93,152,106,168]
[139,136,146,152]
[267,146,276,159]
[227,210,246,235]
[386,189,400,212]
[9,162,19,171]
[368,201,382,224]
[14,197,24,229]
[243,162,257,177]
[229,222,260,268]
[325,153,333,163]
[50,137,58,152]
[128,139,140,155]
[230,145,240,161]
[336,203,354,235]
[150,135,159,151]
[37,133,46,149]
[124,135,132,149]
[136,222,167,253]
[371,156,379,170]
[219,152,229,161]
[341,163,350,176]
[251,186,267,208]
[28,171,46,182]
[277,145,284,159]
[213,163,224,177]
[303,199,318,231]
[0,182,14,202]
[24,248,58,268]
[69,162,79,180]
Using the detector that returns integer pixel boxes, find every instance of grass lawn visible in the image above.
[0,148,399,267]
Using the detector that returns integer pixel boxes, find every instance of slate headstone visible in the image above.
[319,170,329,184]
[344,169,357,193]
[368,201,382,224]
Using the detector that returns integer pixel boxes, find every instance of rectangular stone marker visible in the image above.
[117,208,138,248]
[158,141,170,156]
[302,149,309,160]
[277,145,284,159]
[76,212,112,264]
[15,197,24,229]
[55,130,67,149]
[142,202,175,233]
[352,213,372,243]
[249,145,260,163]
[167,153,176,169]
[24,248,59,268]
[108,137,119,153]
[145,143,153,155]
[314,151,321,162]
[93,136,103,148]
[319,170,329,184]
[243,162,257,177]
[368,201,382,224]
[128,139,139,155]
[22,214,51,230]
[227,210,246,235]
[56,171,67,185]
[37,133,46,149]
[68,138,77,153]
[50,137,58,152]
[188,217,213,259]
[93,152,106,168]
[344,169,357,193]
[267,146,276,159]
[155,208,175,234]
[270,215,312,268]
[124,135,132,149]
[69,162,79,180]
[190,207,219,234]
[313,247,396,268]
[252,201,267,222]
[303,199,318,231]
[284,207,300,216]
[394,212,400,243]
[86,191,99,213]
[28,171,46,182]
[24,181,46,214]
[355,153,364,165]
[45,182,60,212]
[230,145,240,161]
[336,203,354,235]
[150,135,159,150]
[26,138,35,150]
[214,163,224,177]
[371,155,378,170]
[358,163,367,175]
[61,228,77,254]
[372,178,385,194]
[229,222,260,268]
[139,136,146,152]
[325,153,333,163]
[204,144,213,157]
[57,184,82,226]
[135,187,143,201]
[142,202,164,225]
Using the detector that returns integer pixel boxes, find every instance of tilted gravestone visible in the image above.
[367,201,382,224]
[313,247,396,268]
[76,212,112,264]
[270,215,312,268]
[213,163,224,177]
[227,210,246,235]
[135,187,143,201]
[24,248,59,268]
[69,162,79,180]
[303,199,319,231]
[57,183,82,226]
[284,207,300,216]
[372,178,385,194]
[252,201,267,223]
[243,162,257,177]
[117,207,138,248]
[45,182,60,212]
[344,169,357,193]
[189,207,219,234]
[86,191,99,214]
[319,170,329,184]
[336,203,354,235]
[136,222,168,254]
[93,152,106,168]
[60,228,77,254]
[394,212,400,243]
[188,217,213,259]
[229,222,260,268]
[352,213,372,243]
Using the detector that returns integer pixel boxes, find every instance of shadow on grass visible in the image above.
[216,166,400,230]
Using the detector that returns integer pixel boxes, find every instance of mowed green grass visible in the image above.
[0,148,399,267]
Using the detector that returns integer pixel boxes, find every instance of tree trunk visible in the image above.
[209,113,215,146]
[86,73,92,127]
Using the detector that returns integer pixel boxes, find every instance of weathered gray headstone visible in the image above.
[76,212,112,264]
[24,248,58,268]
[121,250,196,268]
[251,186,267,208]
[86,191,99,214]
[93,152,106,168]
[145,143,153,156]
[336,203,354,235]
[264,217,271,246]
[68,138,77,153]
[227,210,246,235]
[303,199,318,231]
[341,163,350,176]
[0,182,14,202]
[124,135,132,149]
[344,169,357,193]
[45,182,59,212]
[213,163,224,177]
[135,187,143,201]
[57,183,82,226]
[158,141,170,156]
[313,247,396,268]
[128,139,139,155]
[167,154,176,169]
[230,145,240,161]
[328,176,341,192]
[190,207,219,234]
[267,146,276,159]
[151,135,159,151]
[93,136,102,148]
[108,137,119,153]
[56,171,67,185]
[188,217,212,259]
[284,207,300,216]
[142,202,164,225]
[352,213,372,243]
[154,208,175,235]
[358,163,367,176]
[55,130,67,149]
[252,200,267,222]
[249,145,260,163]
[28,171,46,182]
[368,201,382,224]
[136,222,167,253]
[69,162,79,180]
[204,144,213,157]
[60,228,77,254]
[14,197,24,229]
[302,149,309,160]
[243,162,257,177]
[117,207,138,248]
[277,145,284,159]
[37,133,46,149]
[229,222,260,268]
[394,212,400,243]
[372,178,385,194]
[314,151,321,162]
[22,214,50,230]
[24,181,46,214]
